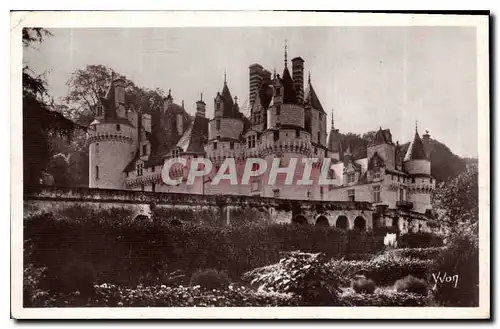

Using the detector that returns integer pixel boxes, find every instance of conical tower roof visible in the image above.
[281,66,298,104]
[404,131,428,161]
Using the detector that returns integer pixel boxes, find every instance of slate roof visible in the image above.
[373,128,393,145]
[304,81,325,113]
[281,66,298,104]
[404,131,428,161]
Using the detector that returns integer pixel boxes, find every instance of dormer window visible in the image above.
[136,163,144,176]
[216,119,221,130]
[276,105,281,115]
[373,169,381,180]
[172,148,180,158]
[347,172,356,184]
[96,105,103,117]
[116,124,121,131]
[142,144,147,156]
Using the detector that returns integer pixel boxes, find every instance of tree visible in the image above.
[23,28,80,187]
[432,163,478,227]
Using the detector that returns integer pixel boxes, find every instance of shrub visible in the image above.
[339,288,432,306]
[24,209,384,287]
[432,224,479,306]
[399,232,444,248]
[190,269,230,290]
[384,247,445,260]
[351,276,376,294]
[245,251,343,305]
[394,275,429,295]
[25,284,302,308]
[343,253,375,261]
[329,255,433,286]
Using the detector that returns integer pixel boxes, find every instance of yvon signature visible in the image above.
[432,272,459,289]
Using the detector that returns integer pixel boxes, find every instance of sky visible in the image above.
[24,26,478,158]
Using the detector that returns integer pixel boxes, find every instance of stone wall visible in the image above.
[23,186,377,229]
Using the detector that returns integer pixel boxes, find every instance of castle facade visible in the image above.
[87,50,435,232]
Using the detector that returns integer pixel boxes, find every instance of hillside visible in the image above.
[339,131,469,182]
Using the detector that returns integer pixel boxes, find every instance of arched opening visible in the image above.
[134,214,149,222]
[315,215,329,227]
[354,216,366,231]
[336,215,348,229]
[292,215,308,225]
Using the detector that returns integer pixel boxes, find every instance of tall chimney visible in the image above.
[196,93,206,118]
[113,78,126,108]
[291,57,305,104]
[422,130,432,159]
[249,63,264,108]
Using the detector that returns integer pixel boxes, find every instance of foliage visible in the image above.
[245,251,343,305]
[394,275,429,295]
[190,269,230,290]
[25,282,302,308]
[329,254,434,286]
[23,28,80,186]
[432,164,479,226]
[398,232,444,249]
[384,247,444,260]
[25,206,384,287]
[432,223,479,306]
[351,276,376,294]
[342,253,375,261]
[339,288,433,306]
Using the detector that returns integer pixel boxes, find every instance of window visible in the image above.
[152,166,155,172]
[95,143,99,154]
[276,105,281,115]
[320,187,324,199]
[412,177,416,183]
[314,147,317,155]
[251,177,261,192]
[116,124,121,131]
[319,113,323,122]
[95,165,99,180]
[230,141,234,150]
[152,183,156,192]
[373,169,381,180]
[348,189,355,202]
[136,163,144,176]
[172,148,180,158]
[141,184,145,191]
[213,142,218,150]
[347,172,356,184]
[125,171,129,178]
[307,190,312,198]
[317,131,321,142]
[373,185,381,203]
[96,105,103,117]
[399,188,404,202]
[142,144,147,156]
[216,119,221,130]
[274,130,279,142]
[247,135,257,148]
[295,129,300,138]
[273,189,280,198]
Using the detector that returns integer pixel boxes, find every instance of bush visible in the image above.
[244,251,343,305]
[394,275,429,295]
[190,269,230,290]
[339,288,432,306]
[343,253,375,261]
[25,284,302,308]
[24,208,384,287]
[351,276,376,294]
[432,224,479,306]
[399,232,444,248]
[329,254,433,286]
[384,247,444,260]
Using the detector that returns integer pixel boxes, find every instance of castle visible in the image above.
[87,48,435,231]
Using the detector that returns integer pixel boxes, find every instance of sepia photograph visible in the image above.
[11,11,490,319]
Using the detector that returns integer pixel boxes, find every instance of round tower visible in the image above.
[403,127,434,214]
[88,78,136,189]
